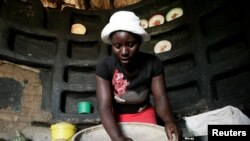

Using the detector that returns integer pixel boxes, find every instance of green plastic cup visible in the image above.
[77,102,91,114]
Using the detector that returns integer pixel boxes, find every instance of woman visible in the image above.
[96,11,180,141]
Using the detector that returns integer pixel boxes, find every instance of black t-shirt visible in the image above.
[96,52,164,113]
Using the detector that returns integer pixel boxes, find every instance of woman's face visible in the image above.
[110,31,141,67]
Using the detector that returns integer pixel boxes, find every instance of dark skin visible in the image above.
[96,31,180,141]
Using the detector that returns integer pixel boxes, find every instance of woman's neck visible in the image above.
[122,53,141,76]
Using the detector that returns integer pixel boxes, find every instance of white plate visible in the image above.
[166,7,183,22]
[148,14,165,27]
[71,23,86,35]
[140,19,148,29]
[154,40,172,54]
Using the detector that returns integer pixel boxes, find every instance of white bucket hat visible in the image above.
[101,11,151,44]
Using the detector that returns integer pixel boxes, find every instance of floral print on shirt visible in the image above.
[112,69,129,96]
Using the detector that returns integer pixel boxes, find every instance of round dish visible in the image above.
[154,40,172,54]
[71,23,87,35]
[166,7,183,22]
[148,14,165,27]
[140,19,149,29]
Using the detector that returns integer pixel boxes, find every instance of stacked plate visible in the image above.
[140,7,184,29]
[166,7,183,22]
[71,23,87,35]
[154,40,172,54]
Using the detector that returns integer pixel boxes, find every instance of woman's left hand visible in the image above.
[164,122,180,141]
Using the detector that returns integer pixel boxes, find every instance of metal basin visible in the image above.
[72,122,169,141]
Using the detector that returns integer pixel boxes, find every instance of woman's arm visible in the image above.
[96,75,133,141]
[151,74,180,141]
